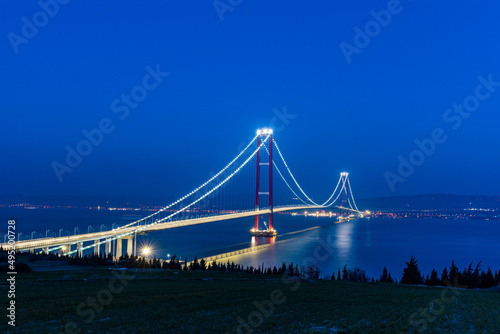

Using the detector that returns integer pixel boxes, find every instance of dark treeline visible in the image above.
[397,256,500,289]
[2,249,500,290]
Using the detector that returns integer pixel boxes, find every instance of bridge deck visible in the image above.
[0,205,345,251]
[2,205,357,251]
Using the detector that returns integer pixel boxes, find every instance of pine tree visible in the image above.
[337,268,341,281]
[429,269,440,286]
[380,266,393,283]
[470,262,482,289]
[331,271,336,280]
[481,267,495,289]
[449,261,459,287]
[440,267,448,286]
[294,265,300,276]
[342,265,348,280]
[199,258,207,271]
[401,256,423,285]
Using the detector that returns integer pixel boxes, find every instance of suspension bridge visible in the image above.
[1,128,364,258]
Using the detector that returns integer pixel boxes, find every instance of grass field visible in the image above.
[2,265,500,333]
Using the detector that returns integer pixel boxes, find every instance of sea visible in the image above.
[1,207,499,280]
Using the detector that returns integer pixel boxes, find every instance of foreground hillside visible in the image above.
[4,267,500,333]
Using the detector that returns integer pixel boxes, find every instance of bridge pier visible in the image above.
[76,242,83,257]
[93,240,100,256]
[42,247,49,254]
[125,236,133,257]
[115,238,122,259]
[105,238,111,256]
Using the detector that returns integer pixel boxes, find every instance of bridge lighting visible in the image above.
[142,247,151,256]
[257,128,273,135]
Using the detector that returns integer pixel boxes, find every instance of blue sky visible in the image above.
[1,1,500,200]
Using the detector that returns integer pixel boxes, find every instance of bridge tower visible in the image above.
[252,128,276,237]
[339,172,350,217]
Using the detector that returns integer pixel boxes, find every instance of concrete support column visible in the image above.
[115,238,122,259]
[94,240,100,255]
[77,242,83,258]
[42,247,49,254]
[125,236,133,256]
[105,238,111,256]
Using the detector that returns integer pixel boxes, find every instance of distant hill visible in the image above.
[0,194,175,208]
[357,194,500,211]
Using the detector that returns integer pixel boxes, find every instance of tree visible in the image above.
[470,262,482,289]
[301,264,320,279]
[449,261,459,287]
[401,256,423,285]
[347,267,367,282]
[199,258,207,271]
[337,268,341,281]
[379,266,393,283]
[440,267,449,286]
[427,269,440,286]
[481,267,495,289]
[331,271,336,280]
[342,265,348,280]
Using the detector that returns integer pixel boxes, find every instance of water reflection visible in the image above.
[333,220,354,259]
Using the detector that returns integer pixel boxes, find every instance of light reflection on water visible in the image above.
[334,221,354,260]
[3,207,500,280]
[177,216,500,280]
